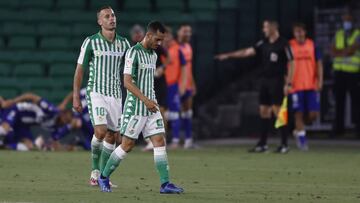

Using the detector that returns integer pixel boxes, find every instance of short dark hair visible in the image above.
[147,21,166,34]
[179,23,191,28]
[264,19,279,29]
[97,5,112,18]
[293,22,306,31]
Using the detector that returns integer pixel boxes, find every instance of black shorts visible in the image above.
[259,78,284,106]
[154,77,167,108]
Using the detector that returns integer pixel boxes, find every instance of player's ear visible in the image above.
[146,32,153,39]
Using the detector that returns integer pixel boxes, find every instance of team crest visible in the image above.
[94,50,102,57]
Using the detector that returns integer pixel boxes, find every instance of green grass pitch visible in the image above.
[0,145,360,203]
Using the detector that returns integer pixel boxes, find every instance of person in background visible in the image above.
[177,24,197,149]
[331,12,360,138]
[288,22,323,150]
[215,20,294,153]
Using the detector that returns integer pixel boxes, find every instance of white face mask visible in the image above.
[343,21,352,31]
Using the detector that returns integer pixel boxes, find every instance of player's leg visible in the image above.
[292,91,310,150]
[87,92,109,185]
[181,91,194,149]
[249,81,272,152]
[304,91,320,124]
[98,115,144,192]
[333,72,346,136]
[99,131,116,173]
[145,112,183,194]
[167,84,181,149]
[99,96,123,187]
[272,103,290,153]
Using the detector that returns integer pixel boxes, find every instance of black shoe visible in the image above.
[248,145,268,153]
[274,145,289,154]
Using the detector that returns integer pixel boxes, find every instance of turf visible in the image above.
[0,145,360,203]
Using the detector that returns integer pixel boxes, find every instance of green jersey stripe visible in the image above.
[78,32,130,98]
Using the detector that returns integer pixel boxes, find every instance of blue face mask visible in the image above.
[343,21,352,31]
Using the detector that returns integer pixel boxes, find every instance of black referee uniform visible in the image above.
[252,37,293,149]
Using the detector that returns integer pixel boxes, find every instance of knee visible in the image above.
[104,131,117,144]
[151,135,166,147]
[306,112,318,124]
[259,109,271,119]
[121,138,135,152]
[94,126,107,139]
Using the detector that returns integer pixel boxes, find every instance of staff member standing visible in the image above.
[215,20,294,153]
[331,13,360,137]
[288,23,323,150]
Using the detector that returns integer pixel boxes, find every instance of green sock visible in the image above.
[100,141,115,173]
[154,146,170,184]
[91,135,102,171]
[102,147,127,177]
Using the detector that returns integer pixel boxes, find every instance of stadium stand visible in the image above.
[0,0,218,105]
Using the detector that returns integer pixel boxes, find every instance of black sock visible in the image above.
[258,118,271,146]
[279,125,289,147]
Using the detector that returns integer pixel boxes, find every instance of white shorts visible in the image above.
[120,111,165,139]
[86,91,122,132]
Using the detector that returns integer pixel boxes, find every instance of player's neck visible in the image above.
[140,38,150,50]
[296,38,306,44]
[101,29,116,42]
[269,32,279,43]
[177,38,186,45]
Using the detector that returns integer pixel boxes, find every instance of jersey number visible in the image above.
[95,107,105,116]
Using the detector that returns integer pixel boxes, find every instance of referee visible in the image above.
[215,20,294,153]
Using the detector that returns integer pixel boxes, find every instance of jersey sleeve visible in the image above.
[179,49,186,66]
[284,43,294,61]
[120,39,131,70]
[124,48,138,77]
[253,39,264,54]
[124,38,131,50]
[77,37,92,69]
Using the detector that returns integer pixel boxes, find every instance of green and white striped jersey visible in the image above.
[77,31,130,98]
[123,43,158,116]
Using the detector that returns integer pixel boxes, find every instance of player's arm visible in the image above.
[73,64,84,113]
[179,49,187,95]
[124,49,158,113]
[7,92,42,106]
[215,47,256,61]
[284,45,295,95]
[155,47,169,78]
[315,47,324,91]
[191,73,197,96]
[58,91,73,110]
[73,37,91,113]
[331,36,359,57]
[124,74,158,113]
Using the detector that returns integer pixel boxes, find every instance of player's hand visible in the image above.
[155,67,164,78]
[317,80,323,91]
[58,104,66,111]
[214,54,229,61]
[72,96,82,113]
[144,99,159,113]
[283,85,292,96]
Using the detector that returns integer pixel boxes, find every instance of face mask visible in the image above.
[343,21,352,31]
